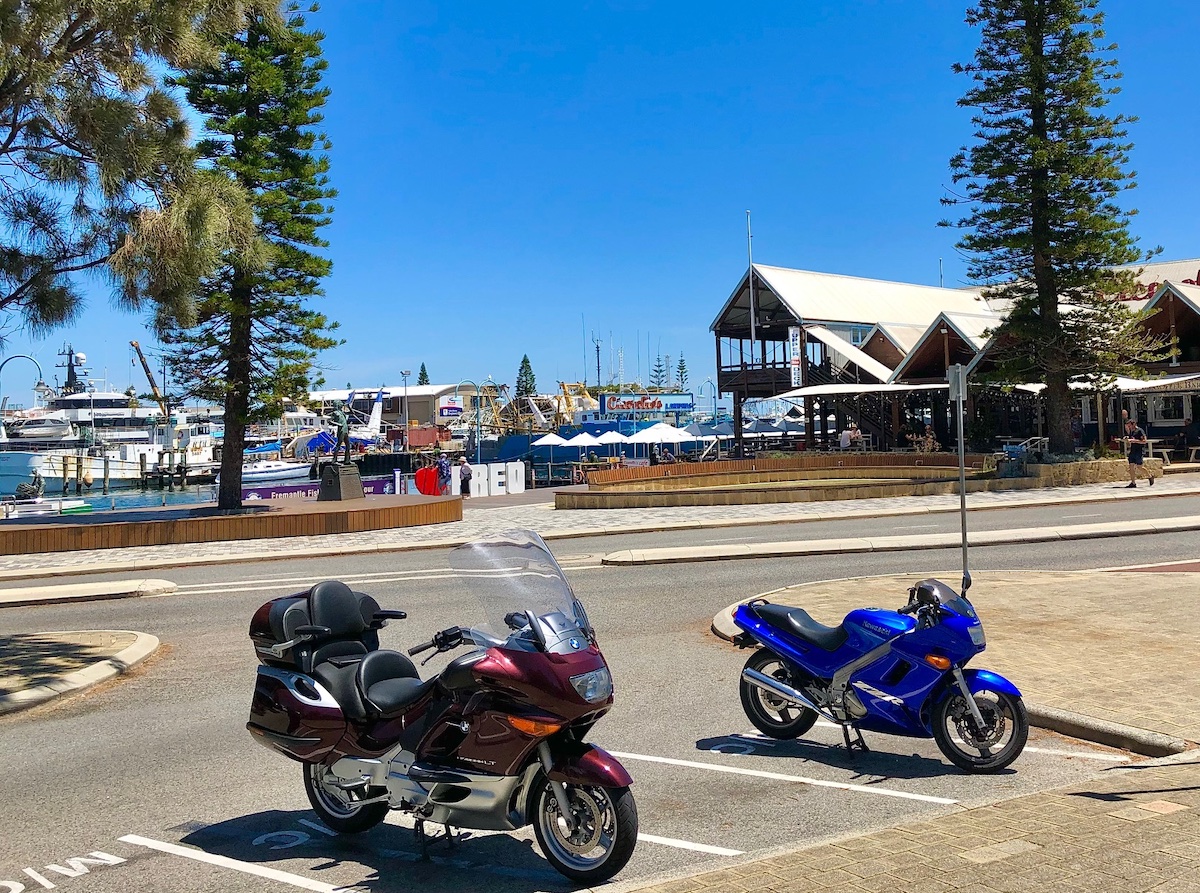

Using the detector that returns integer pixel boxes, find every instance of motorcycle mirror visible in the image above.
[961,570,972,595]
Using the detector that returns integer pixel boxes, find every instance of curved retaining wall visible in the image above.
[0,494,462,555]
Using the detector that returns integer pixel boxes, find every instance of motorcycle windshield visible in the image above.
[449,529,594,654]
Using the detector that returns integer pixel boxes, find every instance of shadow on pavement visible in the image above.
[694,733,1007,781]
[178,809,572,892]
[0,634,126,693]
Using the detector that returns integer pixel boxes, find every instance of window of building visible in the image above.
[1151,395,1186,423]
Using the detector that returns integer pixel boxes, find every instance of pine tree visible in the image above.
[515,355,537,397]
[676,354,689,388]
[0,1,261,339]
[650,355,667,389]
[942,0,1165,453]
[417,363,430,386]
[163,3,339,509]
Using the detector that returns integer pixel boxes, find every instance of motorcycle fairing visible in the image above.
[961,668,1021,699]
[548,743,634,788]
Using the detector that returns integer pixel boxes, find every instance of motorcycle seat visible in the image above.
[356,650,436,719]
[752,603,848,652]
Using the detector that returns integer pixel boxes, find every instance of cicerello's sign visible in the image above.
[600,392,694,414]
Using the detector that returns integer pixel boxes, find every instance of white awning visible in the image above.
[806,325,893,383]
[775,383,948,400]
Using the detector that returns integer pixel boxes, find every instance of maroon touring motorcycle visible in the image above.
[246,529,637,883]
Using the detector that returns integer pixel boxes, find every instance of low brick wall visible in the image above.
[595,465,963,493]
[586,453,990,488]
[555,458,1161,510]
[1027,459,1162,486]
[0,494,462,555]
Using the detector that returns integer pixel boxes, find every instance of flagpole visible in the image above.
[746,210,756,366]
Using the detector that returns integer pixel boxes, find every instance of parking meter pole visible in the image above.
[949,364,970,594]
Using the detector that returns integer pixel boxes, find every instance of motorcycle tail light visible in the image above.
[925,654,951,671]
[506,716,563,737]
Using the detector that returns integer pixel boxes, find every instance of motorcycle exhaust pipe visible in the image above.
[742,668,839,723]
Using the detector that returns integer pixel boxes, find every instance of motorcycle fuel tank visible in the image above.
[842,608,916,650]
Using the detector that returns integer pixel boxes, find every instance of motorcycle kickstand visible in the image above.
[841,723,869,754]
[413,818,431,860]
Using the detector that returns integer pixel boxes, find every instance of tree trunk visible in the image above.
[217,273,254,510]
[1044,368,1074,455]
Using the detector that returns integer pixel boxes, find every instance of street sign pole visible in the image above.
[948,363,971,595]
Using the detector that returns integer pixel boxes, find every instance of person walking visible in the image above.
[1124,417,1155,487]
[457,456,473,498]
[436,451,452,496]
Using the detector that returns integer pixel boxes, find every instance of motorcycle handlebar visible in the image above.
[898,603,917,615]
[408,640,436,657]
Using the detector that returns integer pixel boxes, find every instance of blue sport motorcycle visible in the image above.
[732,576,1027,773]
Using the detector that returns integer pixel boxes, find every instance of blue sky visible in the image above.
[3,0,1198,403]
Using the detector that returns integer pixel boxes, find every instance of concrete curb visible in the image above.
[0,579,176,608]
[0,630,160,715]
[1026,704,1190,758]
[602,514,1200,565]
[0,482,1197,581]
[709,598,1194,759]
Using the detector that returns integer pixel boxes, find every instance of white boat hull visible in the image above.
[221,460,314,484]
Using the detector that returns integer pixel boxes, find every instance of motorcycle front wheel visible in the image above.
[303,763,389,833]
[531,780,638,883]
[739,649,818,739]
[933,688,1028,773]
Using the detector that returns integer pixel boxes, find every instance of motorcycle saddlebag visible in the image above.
[247,665,347,763]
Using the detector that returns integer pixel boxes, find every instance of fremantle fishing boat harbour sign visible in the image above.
[599,393,694,414]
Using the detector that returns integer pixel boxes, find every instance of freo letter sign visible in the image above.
[438,396,464,418]
[600,393,694,414]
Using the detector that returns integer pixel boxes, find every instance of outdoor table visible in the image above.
[1122,437,1171,465]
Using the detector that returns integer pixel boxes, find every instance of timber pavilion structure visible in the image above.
[711,259,1200,454]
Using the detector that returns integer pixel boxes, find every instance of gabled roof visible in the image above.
[711,264,989,332]
[1145,280,1200,319]
[1120,258,1200,288]
[889,311,1000,383]
[865,322,929,355]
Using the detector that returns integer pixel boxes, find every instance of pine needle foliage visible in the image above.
[0,0,264,341]
[162,2,339,508]
[417,362,429,386]
[676,353,688,388]
[515,354,536,398]
[941,0,1166,453]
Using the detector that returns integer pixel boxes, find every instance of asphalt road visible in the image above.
[1,513,1193,892]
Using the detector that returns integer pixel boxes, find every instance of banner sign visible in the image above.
[600,392,694,414]
[789,326,803,388]
[437,396,464,418]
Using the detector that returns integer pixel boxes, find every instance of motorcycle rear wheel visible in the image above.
[532,780,638,883]
[303,763,389,833]
[933,688,1028,773]
[739,649,818,739]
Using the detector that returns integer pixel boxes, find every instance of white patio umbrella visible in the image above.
[531,432,568,476]
[595,429,627,457]
[563,431,601,458]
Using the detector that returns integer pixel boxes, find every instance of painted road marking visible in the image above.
[608,751,958,805]
[164,567,603,598]
[119,835,365,893]
[1024,746,1129,762]
[894,524,941,530]
[1062,513,1102,519]
[765,726,1130,763]
[637,834,742,856]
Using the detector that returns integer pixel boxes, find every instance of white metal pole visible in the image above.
[746,211,756,364]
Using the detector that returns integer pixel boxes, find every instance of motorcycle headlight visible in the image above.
[570,667,613,703]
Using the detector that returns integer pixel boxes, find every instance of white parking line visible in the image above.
[608,751,958,805]
[637,833,742,856]
[118,835,363,892]
[1024,746,1129,762]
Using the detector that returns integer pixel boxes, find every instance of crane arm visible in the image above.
[129,340,168,417]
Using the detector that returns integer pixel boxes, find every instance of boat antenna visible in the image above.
[591,332,602,391]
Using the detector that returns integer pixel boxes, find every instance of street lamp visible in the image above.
[456,378,482,465]
[399,369,411,451]
[699,378,717,422]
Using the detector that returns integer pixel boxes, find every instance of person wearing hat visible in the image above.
[457,455,473,497]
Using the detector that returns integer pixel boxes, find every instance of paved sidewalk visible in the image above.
[621,752,1200,893]
[714,571,1200,747]
[2,475,1200,580]
[0,630,159,714]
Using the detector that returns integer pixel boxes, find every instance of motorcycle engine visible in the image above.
[841,689,869,720]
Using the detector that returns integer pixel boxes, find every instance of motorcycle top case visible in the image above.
[249,595,313,669]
